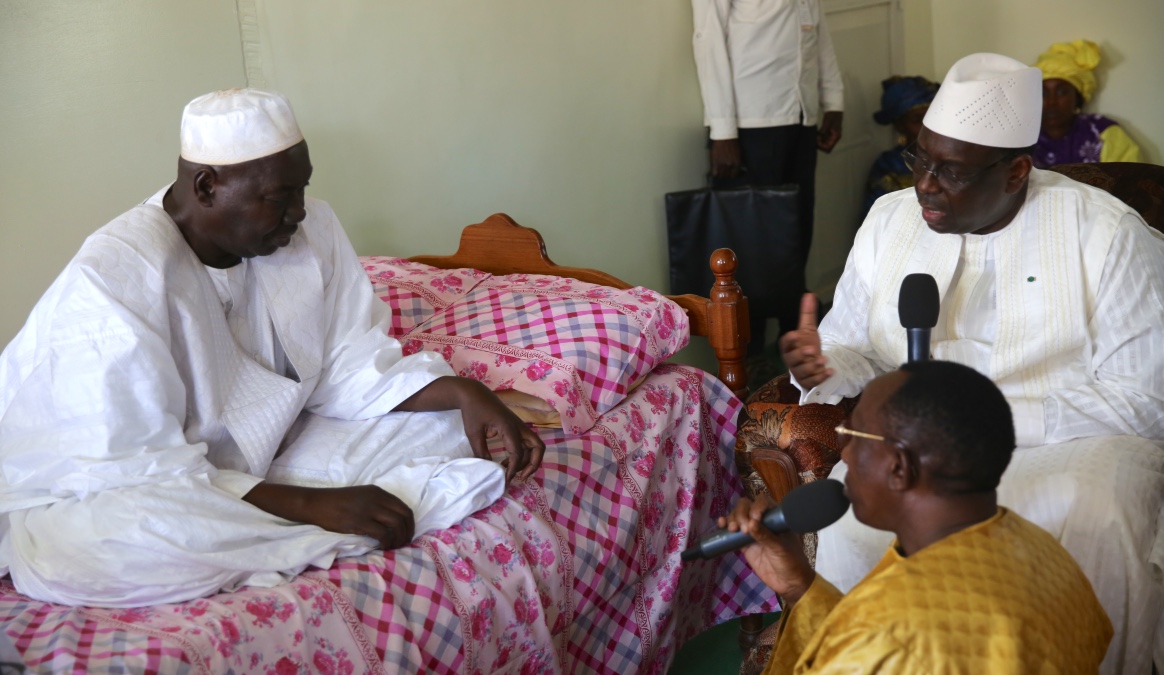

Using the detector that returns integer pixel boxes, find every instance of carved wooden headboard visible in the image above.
[409,213,751,397]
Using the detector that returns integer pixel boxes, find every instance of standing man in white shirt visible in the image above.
[691,0,844,354]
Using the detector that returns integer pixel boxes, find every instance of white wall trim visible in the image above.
[237,0,266,89]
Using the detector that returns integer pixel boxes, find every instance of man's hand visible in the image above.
[243,483,415,550]
[779,293,833,389]
[718,493,816,607]
[817,111,843,153]
[456,379,546,483]
[396,377,546,483]
[710,138,743,179]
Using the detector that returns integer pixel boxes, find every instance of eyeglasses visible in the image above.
[901,143,1011,191]
[834,423,887,443]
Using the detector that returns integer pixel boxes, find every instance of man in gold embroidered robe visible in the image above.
[779,53,1164,673]
[723,361,1112,674]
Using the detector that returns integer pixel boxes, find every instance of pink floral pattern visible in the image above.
[405,366,773,673]
[0,576,381,674]
[365,258,691,434]
[363,257,492,336]
[400,276,689,435]
[0,363,773,674]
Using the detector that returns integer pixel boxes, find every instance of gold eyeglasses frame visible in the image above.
[834,423,887,443]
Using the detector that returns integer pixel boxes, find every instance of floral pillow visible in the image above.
[399,273,690,434]
[362,256,491,337]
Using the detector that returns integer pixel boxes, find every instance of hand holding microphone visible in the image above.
[682,479,849,561]
[683,479,850,605]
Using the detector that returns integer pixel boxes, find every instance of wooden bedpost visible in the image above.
[706,248,750,399]
[705,249,764,650]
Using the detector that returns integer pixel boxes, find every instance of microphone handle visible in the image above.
[680,506,790,561]
[683,529,754,560]
[907,327,931,362]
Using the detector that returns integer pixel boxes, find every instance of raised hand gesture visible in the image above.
[778,293,833,389]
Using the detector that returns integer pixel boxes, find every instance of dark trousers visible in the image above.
[711,125,818,354]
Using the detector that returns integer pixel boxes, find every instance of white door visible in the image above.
[809,0,904,302]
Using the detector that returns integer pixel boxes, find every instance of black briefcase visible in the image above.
[665,184,802,319]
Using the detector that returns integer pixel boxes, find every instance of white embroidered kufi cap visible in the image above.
[923,53,1042,148]
[180,89,304,165]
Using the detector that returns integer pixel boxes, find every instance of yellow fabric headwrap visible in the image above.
[1034,39,1100,102]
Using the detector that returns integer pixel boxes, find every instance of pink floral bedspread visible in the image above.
[0,365,776,674]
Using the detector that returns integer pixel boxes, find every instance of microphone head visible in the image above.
[781,479,850,533]
[898,273,940,329]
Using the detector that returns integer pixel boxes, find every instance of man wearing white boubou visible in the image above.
[0,89,544,607]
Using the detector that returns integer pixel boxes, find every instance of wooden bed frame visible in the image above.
[410,213,772,648]
[410,213,752,399]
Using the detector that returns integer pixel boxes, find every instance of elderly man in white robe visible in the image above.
[780,54,1164,674]
[0,89,544,608]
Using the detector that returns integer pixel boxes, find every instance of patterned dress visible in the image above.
[1033,113,1142,169]
[860,145,913,223]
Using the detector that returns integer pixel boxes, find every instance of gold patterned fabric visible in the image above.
[763,509,1112,674]
[735,374,857,485]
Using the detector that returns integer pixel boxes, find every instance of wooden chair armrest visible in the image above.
[749,447,800,502]
[735,373,858,502]
[733,374,858,657]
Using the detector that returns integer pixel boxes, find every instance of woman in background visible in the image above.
[859,76,938,222]
[1033,39,1141,168]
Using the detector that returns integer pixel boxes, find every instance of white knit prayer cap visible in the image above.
[180,89,304,165]
[923,53,1042,148]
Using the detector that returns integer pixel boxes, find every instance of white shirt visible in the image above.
[796,170,1164,448]
[691,0,845,140]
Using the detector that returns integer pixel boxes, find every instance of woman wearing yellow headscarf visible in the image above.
[1033,39,1141,168]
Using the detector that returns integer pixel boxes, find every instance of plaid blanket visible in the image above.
[0,365,775,674]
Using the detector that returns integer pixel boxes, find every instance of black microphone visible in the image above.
[680,479,850,561]
[899,273,940,363]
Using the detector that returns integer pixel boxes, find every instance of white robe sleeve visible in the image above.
[302,205,454,420]
[0,264,235,511]
[210,470,265,499]
[1041,215,1164,444]
[795,222,894,404]
[691,0,738,140]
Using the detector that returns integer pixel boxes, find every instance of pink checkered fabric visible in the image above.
[363,259,691,433]
[0,366,775,674]
[362,256,491,337]
[401,275,689,434]
[0,575,381,674]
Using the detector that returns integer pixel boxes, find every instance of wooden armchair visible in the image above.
[730,373,857,661]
